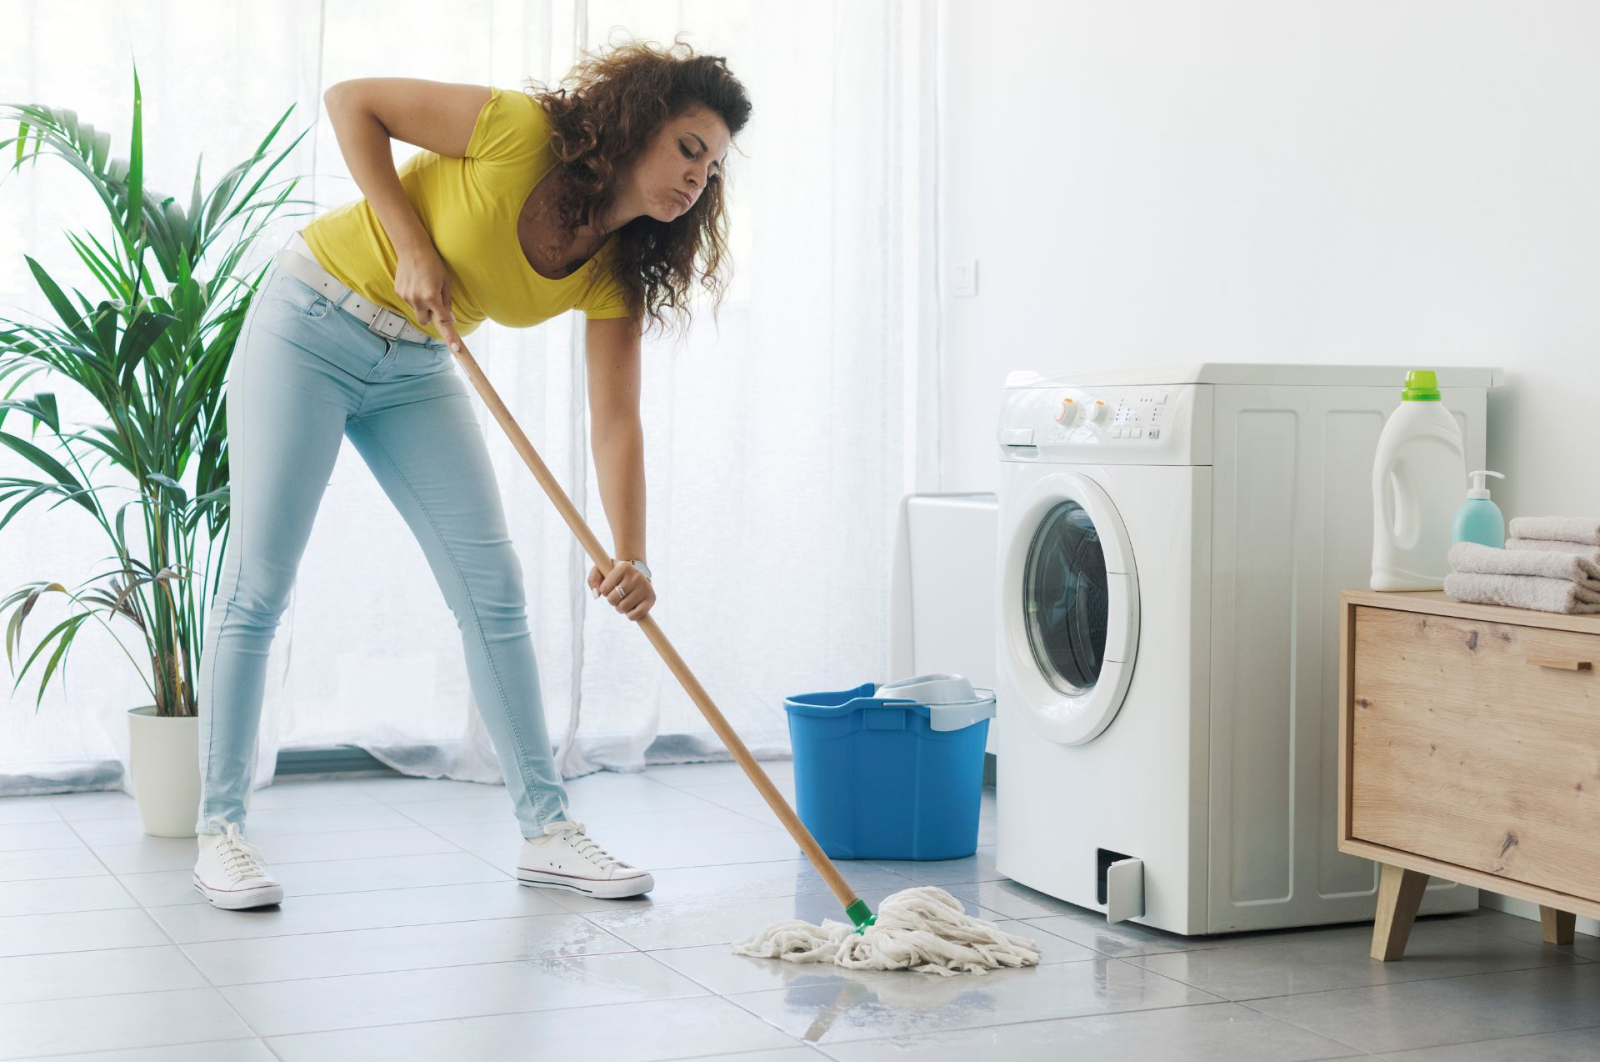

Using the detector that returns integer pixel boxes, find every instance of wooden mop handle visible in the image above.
[449,342,868,920]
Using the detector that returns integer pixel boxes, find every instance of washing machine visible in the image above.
[995,362,1499,935]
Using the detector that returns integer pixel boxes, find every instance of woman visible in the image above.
[191,40,751,911]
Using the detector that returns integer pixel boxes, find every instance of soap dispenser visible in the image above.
[1451,470,1506,548]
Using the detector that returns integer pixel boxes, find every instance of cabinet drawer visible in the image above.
[1350,605,1600,900]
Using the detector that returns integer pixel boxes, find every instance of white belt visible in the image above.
[275,231,440,346]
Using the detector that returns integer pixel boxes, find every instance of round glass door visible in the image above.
[1001,470,1139,746]
[1023,500,1109,696]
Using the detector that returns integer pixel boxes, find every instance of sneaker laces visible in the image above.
[542,819,629,871]
[208,818,268,882]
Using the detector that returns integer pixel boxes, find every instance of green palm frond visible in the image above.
[0,59,318,716]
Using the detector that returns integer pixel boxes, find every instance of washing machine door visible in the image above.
[1002,471,1140,745]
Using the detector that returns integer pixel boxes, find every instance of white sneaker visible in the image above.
[192,819,283,910]
[516,819,654,899]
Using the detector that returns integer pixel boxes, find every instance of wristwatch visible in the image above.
[622,558,652,581]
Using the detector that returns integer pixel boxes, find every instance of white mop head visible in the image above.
[730,885,1042,976]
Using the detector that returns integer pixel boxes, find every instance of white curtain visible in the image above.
[0,0,939,796]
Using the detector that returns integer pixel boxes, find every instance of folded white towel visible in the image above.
[1505,536,1600,564]
[1448,541,1600,591]
[1507,517,1600,547]
[1443,571,1600,614]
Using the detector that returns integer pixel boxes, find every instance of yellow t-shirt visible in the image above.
[301,85,631,339]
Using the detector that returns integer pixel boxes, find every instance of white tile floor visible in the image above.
[0,763,1597,1060]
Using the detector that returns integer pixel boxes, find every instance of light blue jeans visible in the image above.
[194,247,570,837]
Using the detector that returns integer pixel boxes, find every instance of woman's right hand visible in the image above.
[395,244,464,351]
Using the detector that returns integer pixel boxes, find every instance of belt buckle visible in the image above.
[367,307,410,341]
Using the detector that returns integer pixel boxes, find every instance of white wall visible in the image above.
[936,0,1600,524]
[938,1,1600,935]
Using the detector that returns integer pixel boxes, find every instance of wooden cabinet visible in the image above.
[1339,590,1600,960]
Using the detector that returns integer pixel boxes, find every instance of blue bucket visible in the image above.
[784,673,994,861]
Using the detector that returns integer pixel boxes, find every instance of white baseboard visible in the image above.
[1480,890,1600,939]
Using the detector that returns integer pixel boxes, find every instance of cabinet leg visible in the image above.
[1372,864,1429,961]
[1540,906,1577,945]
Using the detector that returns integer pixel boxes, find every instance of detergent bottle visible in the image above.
[1370,370,1467,590]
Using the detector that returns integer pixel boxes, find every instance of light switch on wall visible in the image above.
[952,259,978,297]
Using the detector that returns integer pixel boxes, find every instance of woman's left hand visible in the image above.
[588,560,656,621]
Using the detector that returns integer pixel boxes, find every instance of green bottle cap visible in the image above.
[1402,370,1441,401]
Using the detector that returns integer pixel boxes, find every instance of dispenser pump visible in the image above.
[1466,470,1504,500]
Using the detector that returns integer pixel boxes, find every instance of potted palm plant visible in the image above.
[0,63,312,836]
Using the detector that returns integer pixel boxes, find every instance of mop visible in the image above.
[446,335,1041,976]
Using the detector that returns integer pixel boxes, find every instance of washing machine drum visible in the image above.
[1005,472,1140,746]
[1024,501,1110,695]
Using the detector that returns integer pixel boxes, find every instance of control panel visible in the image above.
[997,384,1211,465]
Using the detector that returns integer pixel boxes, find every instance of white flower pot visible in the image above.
[127,705,200,838]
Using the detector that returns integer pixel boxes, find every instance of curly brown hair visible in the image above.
[522,38,752,337]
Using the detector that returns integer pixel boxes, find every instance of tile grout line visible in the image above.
[215,948,713,1007]
[98,834,509,874]
[808,1001,1369,1060]
[180,908,642,959]
[1014,910,1600,971]
[10,981,730,1059]
[1227,993,1433,1059]
[150,944,662,993]
[1201,946,1600,1005]
[1227,955,1600,1003]
[716,991,1318,1054]
[642,760,795,788]
[51,810,279,1057]
[97,822,527,906]
[1229,967,1600,1056]
[143,860,927,919]
[244,981,791,1046]
[142,894,581,945]
[370,777,759,854]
